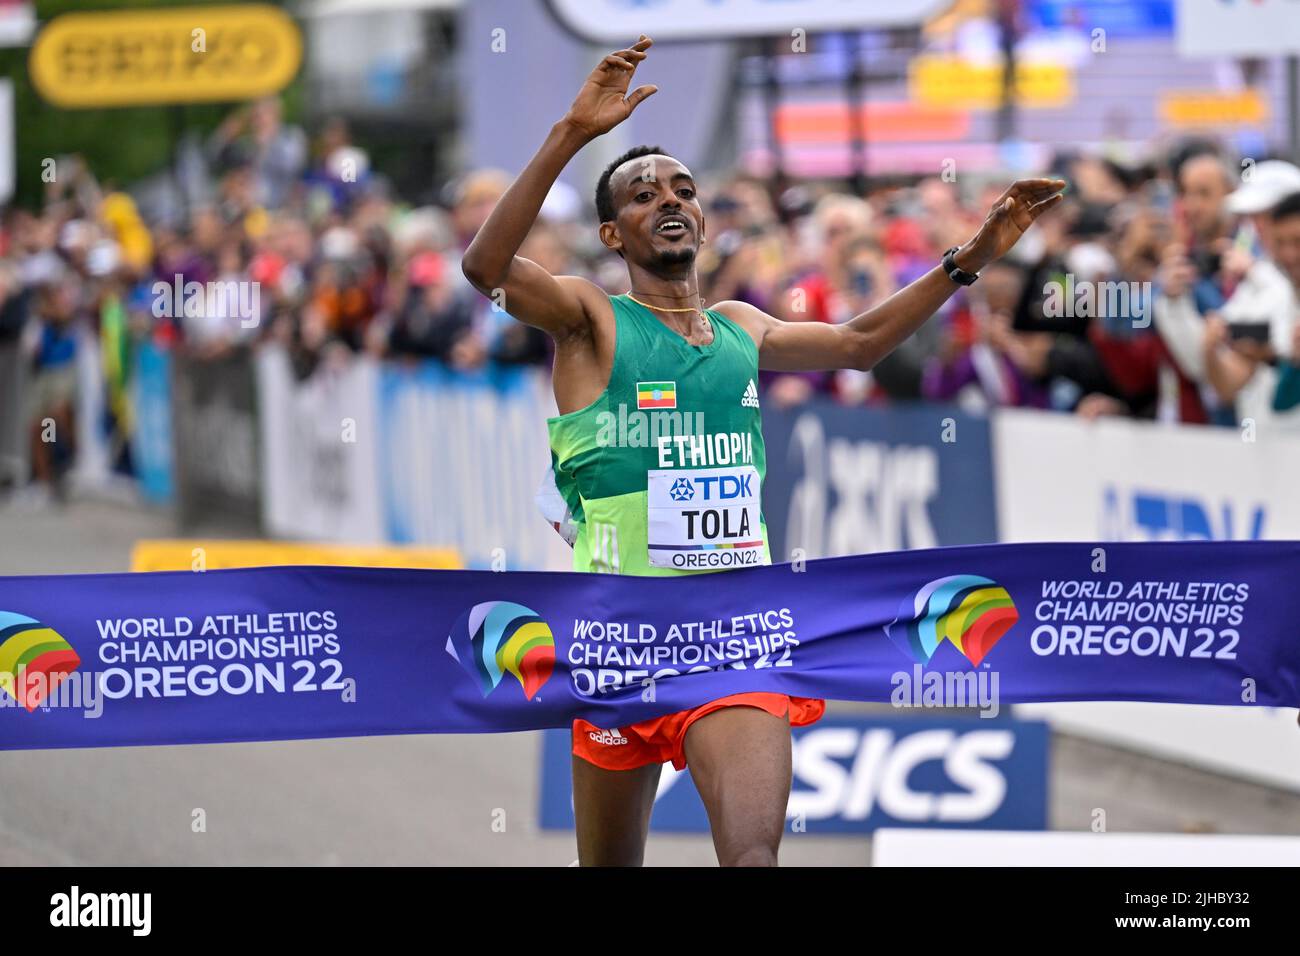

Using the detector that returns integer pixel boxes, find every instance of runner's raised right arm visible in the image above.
[461,36,658,338]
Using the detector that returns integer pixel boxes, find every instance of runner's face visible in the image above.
[607,156,704,269]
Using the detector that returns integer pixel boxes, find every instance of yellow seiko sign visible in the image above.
[910,55,1074,110]
[30,4,302,108]
[1159,90,1268,128]
[130,540,464,573]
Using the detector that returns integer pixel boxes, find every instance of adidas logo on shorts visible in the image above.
[741,378,760,409]
[587,728,629,746]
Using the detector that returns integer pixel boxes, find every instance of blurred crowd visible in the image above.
[3,93,1300,501]
[700,146,1300,435]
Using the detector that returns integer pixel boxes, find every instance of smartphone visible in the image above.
[1228,321,1270,344]
[1194,250,1223,277]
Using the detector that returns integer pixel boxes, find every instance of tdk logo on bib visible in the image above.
[669,474,752,503]
[669,478,694,502]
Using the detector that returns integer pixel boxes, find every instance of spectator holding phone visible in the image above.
[1147,148,1239,419]
[1172,148,1236,311]
[1159,162,1300,431]
[1167,172,1300,435]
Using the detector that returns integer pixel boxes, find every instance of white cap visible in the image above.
[1227,161,1300,215]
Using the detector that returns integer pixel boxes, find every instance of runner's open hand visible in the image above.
[563,36,657,140]
[962,179,1067,271]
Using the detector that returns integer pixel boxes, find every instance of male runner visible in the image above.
[462,35,1064,866]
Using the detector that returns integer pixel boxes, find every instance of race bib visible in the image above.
[647,465,765,570]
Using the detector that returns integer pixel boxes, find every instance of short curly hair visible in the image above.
[595,144,672,224]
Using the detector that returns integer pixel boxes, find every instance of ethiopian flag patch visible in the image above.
[637,381,676,410]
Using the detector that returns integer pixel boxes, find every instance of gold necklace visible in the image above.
[626,293,711,337]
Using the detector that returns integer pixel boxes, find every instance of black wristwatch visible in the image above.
[942,246,980,286]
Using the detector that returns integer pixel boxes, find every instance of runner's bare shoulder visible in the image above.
[710,299,771,349]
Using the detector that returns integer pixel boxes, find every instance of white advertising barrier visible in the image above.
[874,829,1300,866]
[257,347,384,543]
[379,364,571,571]
[546,0,952,43]
[1176,0,1300,57]
[1014,701,1300,792]
[993,408,1300,543]
[994,408,1300,790]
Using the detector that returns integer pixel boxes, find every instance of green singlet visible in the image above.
[547,293,769,575]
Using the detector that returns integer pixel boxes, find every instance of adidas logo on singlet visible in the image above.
[741,378,760,409]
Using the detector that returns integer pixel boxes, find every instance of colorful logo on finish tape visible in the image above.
[885,575,1018,666]
[0,612,83,712]
[447,602,555,700]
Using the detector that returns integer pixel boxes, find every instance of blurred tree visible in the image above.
[0,0,305,208]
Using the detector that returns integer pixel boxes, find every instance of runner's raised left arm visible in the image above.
[728,178,1066,372]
